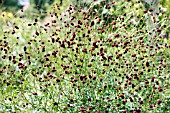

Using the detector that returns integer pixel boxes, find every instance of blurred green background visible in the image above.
[0,0,169,11]
[0,0,169,20]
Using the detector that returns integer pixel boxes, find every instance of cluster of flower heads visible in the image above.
[0,0,170,112]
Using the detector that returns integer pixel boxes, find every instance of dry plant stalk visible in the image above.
[143,0,159,40]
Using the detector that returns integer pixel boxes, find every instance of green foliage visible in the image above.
[0,0,170,112]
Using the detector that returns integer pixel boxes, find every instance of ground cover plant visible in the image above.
[0,0,170,113]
